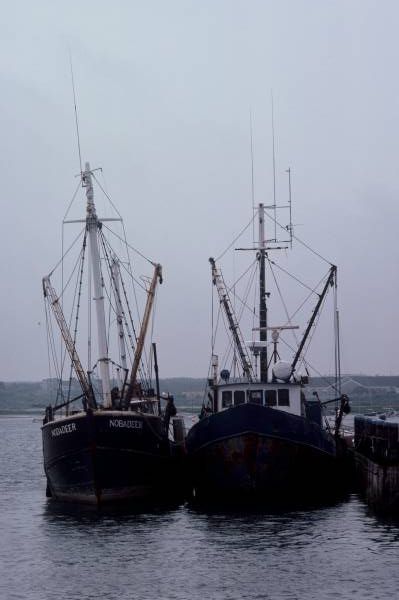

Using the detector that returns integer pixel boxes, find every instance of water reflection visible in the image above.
[3,417,399,600]
[41,497,184,535]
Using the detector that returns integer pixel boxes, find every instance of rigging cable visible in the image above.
[276,286,339,393]
[100,229,153,389]
[278,329,339,393]
[88,245,92,371]
[48,227,86,279]
[44,301,63,403]
[333,270,342,396]
[52,244,86,399]
[283,272,329,325]
[93,178,156,267]
[218,263,256,375]
[69,51,83,176]
[66,232,87,408]
[268,259,319,295]
[101,232,147,376]
[56,242,87,301]
[226,260,259,321]
[263,209,333,266]
[268,258,299,348]
[62,180,82,223]
[214,212,257,263]
[297,291,328,375]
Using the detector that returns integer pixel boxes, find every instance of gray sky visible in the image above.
[1,0,399,380]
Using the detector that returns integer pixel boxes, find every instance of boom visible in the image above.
[210,257,254,382]
[124,263,163,404]
[42,276,95,407]
[291,265,336,376]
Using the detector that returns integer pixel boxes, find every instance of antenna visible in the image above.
[286,167,293,248]
[69,51,83,176]
[250,109,255,246]
[271,90,277,241]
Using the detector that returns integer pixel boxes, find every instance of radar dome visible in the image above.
[220,369,230,382]
[272,361,292,383]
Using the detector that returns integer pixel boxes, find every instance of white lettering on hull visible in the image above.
[109,419,143,430]
[51,422,77,437]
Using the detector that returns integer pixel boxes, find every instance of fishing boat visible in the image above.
[353,414,399,513]
[186,197,350,506]
[42,162,185,506]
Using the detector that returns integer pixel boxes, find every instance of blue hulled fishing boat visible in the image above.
[186,198,350,506]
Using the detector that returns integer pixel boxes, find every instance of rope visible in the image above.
[263,209,333,266]
[268,259,319,295]
[67,234,87,405]
[228,261,259,322]
[47,227,85,278]
[62,180,82,222]
[268,258,300,348]
[100,229,147,292]
[214,213,257,262]
[101,229,154,391]
[101,222,156,268]
[271,271,330,329]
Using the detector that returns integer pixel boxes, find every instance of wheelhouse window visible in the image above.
[248,390,263,405]
[222,390,233,409]
[278,389,290,407]
[234,390,245,405]
[265,389,277,407]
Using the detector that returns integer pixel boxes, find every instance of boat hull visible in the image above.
[353,450,399,513]
[42,410,184,506]
[186,403,343,506]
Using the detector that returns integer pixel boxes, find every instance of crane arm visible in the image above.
[43,276,95,407]
[290,265,336,376]
[209,258,254,381]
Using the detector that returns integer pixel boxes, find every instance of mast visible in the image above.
[258,203,268,382]
[83,162,112,408]
[111,257,128,389]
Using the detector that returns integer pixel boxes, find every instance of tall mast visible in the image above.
[83,162,112,408]
[258,203,268,382]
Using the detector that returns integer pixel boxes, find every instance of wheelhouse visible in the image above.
[216,382,303,417]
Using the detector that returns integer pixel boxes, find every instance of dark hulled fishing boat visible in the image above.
[186,199,350,506]
[42,162,185,506]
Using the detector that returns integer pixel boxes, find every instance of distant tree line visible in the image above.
[1,376,399,415]
[0,378,207,414]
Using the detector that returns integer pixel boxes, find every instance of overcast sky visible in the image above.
[1,0,399,381]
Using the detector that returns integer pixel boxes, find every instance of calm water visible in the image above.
[1,416,399,600]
